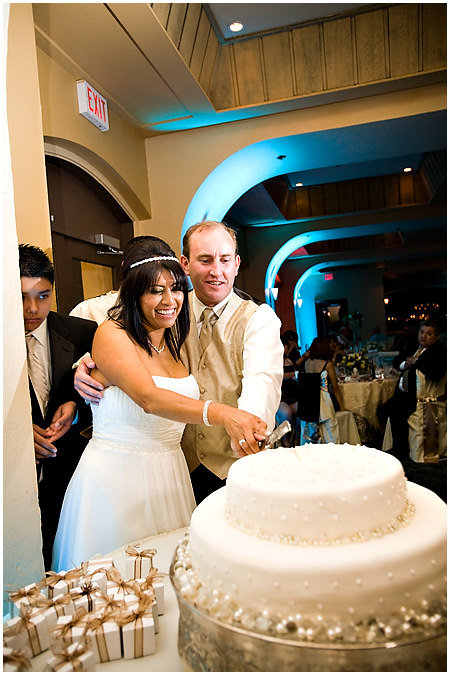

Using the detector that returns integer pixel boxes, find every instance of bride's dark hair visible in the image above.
[108,236,190,360]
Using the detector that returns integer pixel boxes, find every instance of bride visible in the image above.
[52,237,267,571]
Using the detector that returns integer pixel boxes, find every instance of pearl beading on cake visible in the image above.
[224,499,416,546]
[172,535,446,645]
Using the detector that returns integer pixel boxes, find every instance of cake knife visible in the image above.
[260,420,291,449]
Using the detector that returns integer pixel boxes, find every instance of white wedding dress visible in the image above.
[52,375,198,571]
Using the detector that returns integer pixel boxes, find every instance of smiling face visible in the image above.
[21,276,53,331]
[181,226,240,307]
[138,269,184,334]
[418,323,440,349]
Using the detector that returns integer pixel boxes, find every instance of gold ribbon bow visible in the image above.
[95,593,127,619]
[3,648,32,672]
[141,567,164,590]
[125,545,157,560]
[105,567,140,595]
[9,585,44,604]
[47,638,91,672]
[4,605,42,657]
[51,608,87,641]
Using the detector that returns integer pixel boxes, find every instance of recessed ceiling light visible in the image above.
[295,182,303,187]
[229,21,244,32]
[403,167,412,172]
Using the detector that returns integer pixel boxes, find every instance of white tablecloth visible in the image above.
[336,410,361,444]
[29,528,188,672]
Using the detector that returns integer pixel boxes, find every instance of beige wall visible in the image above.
[4,3,45,608]
[36,46,151,224]
[7,3,51,250]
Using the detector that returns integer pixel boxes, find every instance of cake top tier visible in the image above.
[226,444,409,544]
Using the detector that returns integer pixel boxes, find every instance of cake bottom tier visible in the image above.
[189,482,446,621]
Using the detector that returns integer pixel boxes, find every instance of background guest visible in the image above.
[381,320,447,461]
[19,244,97,568]
[275,333,298,445]
[298,336,345,444]
[282,329,301,368]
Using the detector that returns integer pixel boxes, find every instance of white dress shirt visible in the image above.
[26,319,52,417]
[70,291,119,325]
[192,290,283,429]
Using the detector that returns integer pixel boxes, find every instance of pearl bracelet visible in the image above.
[203,400,213,427]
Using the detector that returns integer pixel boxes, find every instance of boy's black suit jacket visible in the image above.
[29,311,97,568]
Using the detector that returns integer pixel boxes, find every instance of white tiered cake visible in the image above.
[176,444,446,641]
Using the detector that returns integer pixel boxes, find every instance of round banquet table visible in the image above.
[28,528,188,672]
[338,377,397,445]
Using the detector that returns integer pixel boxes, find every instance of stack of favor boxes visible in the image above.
[3,546,165,671]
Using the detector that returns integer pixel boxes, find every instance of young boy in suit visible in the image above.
[19,244,97,569]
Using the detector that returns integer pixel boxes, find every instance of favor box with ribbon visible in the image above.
[39,594,75,638]
[3,646,32,672]
[9,583,45,617]
[51,608,88,646]
[124,546,157,580]
[45,641,96,672]
[84,558,115,574]
[68,582,101,613]
[137,576,164,615]
[44,569,81,600]
[121,614,155,660]
[3,608,50,657]
[112,593,159,634]
[80,617,122,664]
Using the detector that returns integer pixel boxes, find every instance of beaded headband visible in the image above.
[129,255,180,269]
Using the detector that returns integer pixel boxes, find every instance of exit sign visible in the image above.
[324,273,334,281]
[77,80,109,132]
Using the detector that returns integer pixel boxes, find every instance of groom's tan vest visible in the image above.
[181,291,258,479]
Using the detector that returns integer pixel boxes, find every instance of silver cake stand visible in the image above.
[170,542,446,672]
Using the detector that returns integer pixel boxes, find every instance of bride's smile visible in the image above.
[139,269,184,333]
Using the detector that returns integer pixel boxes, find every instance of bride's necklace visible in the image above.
[148,336,165,354]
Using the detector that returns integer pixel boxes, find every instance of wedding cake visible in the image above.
[173,444,446,644]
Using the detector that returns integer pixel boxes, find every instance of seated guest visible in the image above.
[19,244,97,569]
[298,336,345,444]
[381,320,446,462]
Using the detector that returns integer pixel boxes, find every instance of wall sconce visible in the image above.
[271,288,279,300]
[384,298,389,305]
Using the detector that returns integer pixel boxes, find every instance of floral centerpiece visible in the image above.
[366,340,383,352]
[340,349,370,375]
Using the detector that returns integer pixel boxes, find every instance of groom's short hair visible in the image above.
[182,221,238,259]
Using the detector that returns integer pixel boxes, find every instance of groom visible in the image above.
[72,224,283,503]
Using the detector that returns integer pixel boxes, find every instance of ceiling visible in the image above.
[205,3,372,41]
[32,3,446,294]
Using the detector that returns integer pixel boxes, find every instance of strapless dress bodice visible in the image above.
[91,374,199,449]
